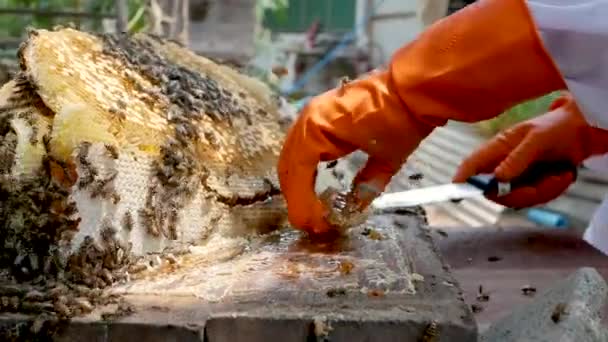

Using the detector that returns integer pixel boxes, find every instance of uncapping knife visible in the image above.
[371,161,578,210]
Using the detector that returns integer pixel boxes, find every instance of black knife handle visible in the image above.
[466,161,578,196]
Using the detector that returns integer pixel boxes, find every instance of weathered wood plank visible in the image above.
[38,213,475,342]
[0,213,477,341]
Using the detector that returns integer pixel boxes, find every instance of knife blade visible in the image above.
[371,161,578,210]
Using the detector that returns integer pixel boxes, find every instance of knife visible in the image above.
[371,161,578,210]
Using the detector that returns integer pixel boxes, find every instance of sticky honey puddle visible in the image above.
[111,227,416,302]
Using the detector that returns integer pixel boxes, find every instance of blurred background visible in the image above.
[0,0,605,231]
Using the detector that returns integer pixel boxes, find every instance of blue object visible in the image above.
[293,96,313,111]
[527,208,569,229]
[282,0,387,96]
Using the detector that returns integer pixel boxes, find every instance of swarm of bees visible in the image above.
[0,280,126,339]
[551,302,568,323]
[419,320,440,342]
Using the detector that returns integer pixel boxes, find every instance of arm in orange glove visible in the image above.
[453,92,608,208]
[279,0,567,234]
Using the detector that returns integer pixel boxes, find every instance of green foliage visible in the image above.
[249,0,289,91]
[87,0,146,33]
[0,0,146,39]
[260,0,288,26]
[254,0,288,44]
[255,0,288,21]
[476,92,560,136]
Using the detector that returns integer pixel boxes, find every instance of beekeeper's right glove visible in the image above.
[453,92,608,208]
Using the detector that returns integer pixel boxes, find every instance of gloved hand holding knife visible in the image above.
[278,0,608,235]
[453,92,608,209]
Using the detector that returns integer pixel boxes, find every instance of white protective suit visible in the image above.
[417,0,450,27]
[527,0,608,254]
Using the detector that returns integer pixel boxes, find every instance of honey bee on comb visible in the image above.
[420,320,440,342]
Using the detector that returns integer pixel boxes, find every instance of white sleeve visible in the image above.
[583,196,608,256]
[527,1,608,130]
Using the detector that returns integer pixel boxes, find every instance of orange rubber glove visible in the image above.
[279,0,566,234]
[453,92,608,209]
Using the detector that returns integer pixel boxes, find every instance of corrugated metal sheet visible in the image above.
[390,122,504,227]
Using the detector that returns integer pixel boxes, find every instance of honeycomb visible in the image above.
[0,28,288,288]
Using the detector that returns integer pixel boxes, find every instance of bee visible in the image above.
[420,321,440,342]
[53,300,71,319]
[8,296,19,311]
[476,285,490,302]
[271,65,288,77]
[203,130,219,148]
[164,253,178,265]
[551,302,568,323]
[521,284,536,296]
[24,289,45,302]
[89,173,117,199]
[104,144,119,159]
[149,255,163,268]
[326,160,338,169]
[29,122,39,145]
[77,142,92,165]
[122,211,133,231]
[77,168,97,190]
[62,201,78,217]
[471,303,483,314]
[48,285,68,300]
[72,297,94,314]
[367,289,385,298]
[242,113,253,125]
[69,284,92,298]
[29,314,49,334]
[99,218,114,237]
[115,247,126,266]
[326,288,346,298]
[139,208,160,237]
[110,192,121,204]
[128,262,147,274]
[0,296,9,309]
[256,108,268,117]
[100,268,113,285]
[122,241,133,259]
[337,76,351,95]
[338,261,355,275]
[108,107,119,116]
[42,134,51,152]
[167,210,179,240]
[46,158,72,189]
[408,172,424,181]
[102,300,135,321]
[368,229,384,241]
[22,300,54,315]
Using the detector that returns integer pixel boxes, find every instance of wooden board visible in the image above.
[0,212,478,342]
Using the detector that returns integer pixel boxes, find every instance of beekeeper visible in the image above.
[278,0,608,253]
